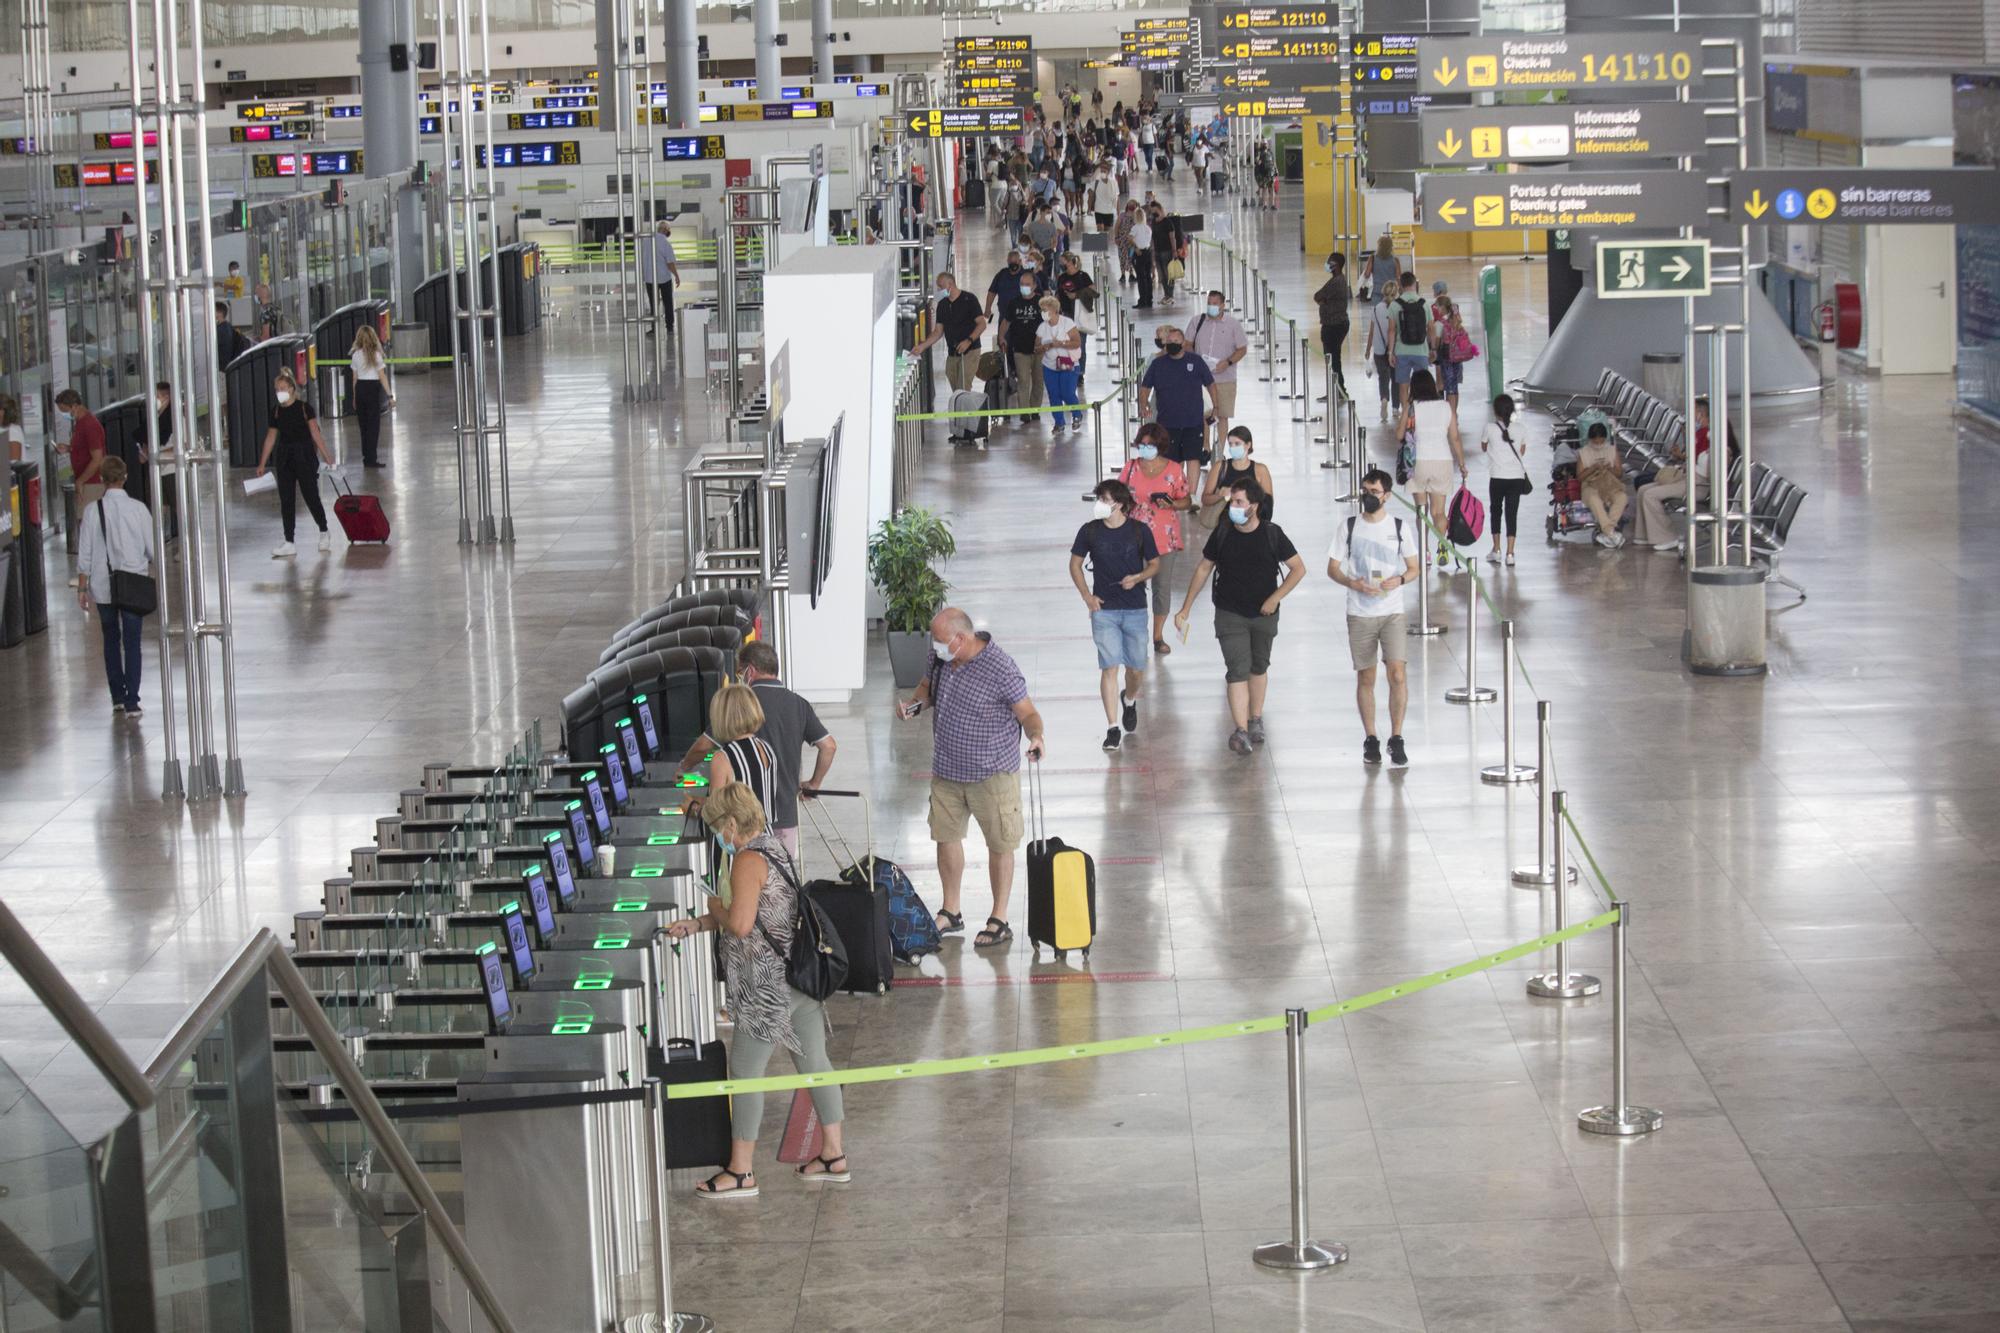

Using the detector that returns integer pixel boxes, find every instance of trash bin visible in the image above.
[486,243,542,337]
[390,321,432,375]
[224,335,313,467]
[1642,352,1683,404]
[1687,565,1768,677]
[312,299,392,418]
[7,461,48,639]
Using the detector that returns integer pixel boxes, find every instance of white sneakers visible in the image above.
[318,530,332,552]
[1594,532,1627,550]
[272,541,296,558]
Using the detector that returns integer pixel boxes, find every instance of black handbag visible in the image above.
[760,848,848,1002]
[96,501,157,617]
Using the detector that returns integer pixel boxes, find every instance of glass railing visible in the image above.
[0,1059,104,1333]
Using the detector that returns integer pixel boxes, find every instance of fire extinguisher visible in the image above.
[1814,301,1837,343]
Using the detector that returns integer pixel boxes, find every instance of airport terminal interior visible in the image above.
[4,1,2000,1330]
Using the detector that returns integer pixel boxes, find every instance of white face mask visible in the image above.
[1091,499,1113,520]
[1228,505,1250,526]
[1225,444,1247,461]
[275,390,294,406]
[932,637,954,662]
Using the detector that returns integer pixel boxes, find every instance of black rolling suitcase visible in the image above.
[963,177,986,209]
[655,854,732,1167]
[796,792,895,996]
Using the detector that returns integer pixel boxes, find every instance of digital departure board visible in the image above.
[327,104,363,119]
[418,116,441,135]
[476,140,581,167]
[662,133,727,160]
[57,160,157,187]
[533,94,595,109]
[250,150,363,178]
[508,110,597,130]
[231,124,305,143]
[92,131,158,150]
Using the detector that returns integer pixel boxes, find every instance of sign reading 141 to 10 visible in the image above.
[1419,170,1709,231]
[1595,238,1712,300]
[1418,33,1700,95]
[1730,168,2000,226]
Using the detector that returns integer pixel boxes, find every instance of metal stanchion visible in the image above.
[1526,791,1600,1000]
[1512,702,1576,886]
[1577,901,1665,1137]
[1289,327,1308,421]
[1331,408,1361,499]
[1481,622,1537,785]
[1251,1009,1348,1273]
[1407,536,1445,636]
[1314,352,1335,443]
[1444,577,1496,704]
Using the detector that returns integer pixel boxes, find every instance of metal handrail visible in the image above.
[144,928,524,1333]
[0,896,155,1111]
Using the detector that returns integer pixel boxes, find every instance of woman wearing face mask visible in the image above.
[253,369,335,557]
[1118,424,1191,655]
[1069,479,1160,753]
[664,781,851,1199]
[1035,295,1084,437]
[1173,479,1306,755]
[690,683,780,822]
[1203,426,1274,523]
[1312,254,1351,394]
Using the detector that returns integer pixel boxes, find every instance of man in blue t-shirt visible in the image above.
[1069,478,1160,752]
[1137,324,1216,487]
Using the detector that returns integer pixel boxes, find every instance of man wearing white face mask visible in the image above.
[1186,291,1248,458]
[897,607,1047,950]
[1069,479,1160,753]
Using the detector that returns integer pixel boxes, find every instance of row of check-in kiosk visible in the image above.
[284,586,763,1332]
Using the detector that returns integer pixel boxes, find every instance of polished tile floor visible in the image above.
[5,168,2000,1331]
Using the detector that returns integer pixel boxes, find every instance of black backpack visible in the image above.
[1396,296,1429,348]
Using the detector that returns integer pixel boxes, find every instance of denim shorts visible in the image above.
[1394,353,1430,384]
[1091,607,1151,670]
[1437,358,1463,395]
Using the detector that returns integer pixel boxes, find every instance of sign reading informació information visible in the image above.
[1729,168,2000,225]
[1418,33,1700,95]
[1594,238,1712,299]
[1417,102,1707,165]
[1419,171,1710,230]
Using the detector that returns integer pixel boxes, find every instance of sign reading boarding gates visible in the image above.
[1419,171,1709,230]
[1419,102,1707,165]
[1419,34,1700,95]
[1729,168,2000,225]
[1595,239,1712,299]
[904,107,1026,137]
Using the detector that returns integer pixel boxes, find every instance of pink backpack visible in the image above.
[1447,485,1486,546]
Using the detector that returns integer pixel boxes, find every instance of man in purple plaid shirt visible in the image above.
[898,607,1047,950]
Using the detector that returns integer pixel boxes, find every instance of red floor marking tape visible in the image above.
[893,971,1173,988]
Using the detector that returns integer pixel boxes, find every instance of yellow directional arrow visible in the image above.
[1436,197,1465,224]
[1436,129,1462,159]
[1743,189,1770,219]
[1433,57,1458,87]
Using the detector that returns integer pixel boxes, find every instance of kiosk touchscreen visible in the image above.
[616,716,646,778]
[501,902,536,982]
[632,693,661,758]
[523,866,560,944]
[598,744,630,805]
[543,831,580,907]
[565,798,596,868]
[581,770,612,836]
[477,941,514,1032]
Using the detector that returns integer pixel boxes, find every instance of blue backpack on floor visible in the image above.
[845,856,941,962]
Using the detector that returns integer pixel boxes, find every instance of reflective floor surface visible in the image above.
[4,169,1999,1331]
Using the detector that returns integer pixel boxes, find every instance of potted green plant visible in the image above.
[867,506,956,688]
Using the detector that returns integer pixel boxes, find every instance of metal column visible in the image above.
[811,0,834,81]
[361,0,424,311]
[753,0,782,97]
[18,0,54,252]
[665,0,699,130]
[437,0,514,542]
[606,0,665,401]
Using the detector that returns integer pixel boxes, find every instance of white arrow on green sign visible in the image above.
[1593,238,1711,300]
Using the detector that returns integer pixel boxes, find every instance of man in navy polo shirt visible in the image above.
[1137,323,1216,488]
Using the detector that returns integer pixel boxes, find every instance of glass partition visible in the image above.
[0,1059,107,1333]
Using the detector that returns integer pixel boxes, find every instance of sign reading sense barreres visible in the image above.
[1418,34,1700,95]
[1729,168,2000,225]
[1419,171,1710,230]
[1419,102,1707,165]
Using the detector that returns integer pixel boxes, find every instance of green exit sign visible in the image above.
[1595,238,1711,300]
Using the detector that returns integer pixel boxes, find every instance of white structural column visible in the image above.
[360,0,424,308]
[665,0,699,129]
[753,0,782,96]
[812,0,834,81]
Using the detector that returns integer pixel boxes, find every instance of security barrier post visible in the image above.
[1251,1008,1348,1273]
[1408,537,1445,637]
[1513,702,1575,886]
[1526,791,1600,1000]
[1481,621,1537,785]
[1314,352,1336,444]
[1577,901,1665,1137]
[1444,577,1496,704]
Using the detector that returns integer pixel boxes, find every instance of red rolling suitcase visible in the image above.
[329,473,390,544]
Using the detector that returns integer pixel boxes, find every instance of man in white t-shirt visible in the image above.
[1326,468,1421,768]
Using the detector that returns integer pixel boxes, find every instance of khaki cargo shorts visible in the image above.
[928,771,1024,852]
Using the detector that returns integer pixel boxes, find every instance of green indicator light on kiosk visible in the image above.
[551,1019,594,1035]
[675,774,708,788]
[564,799,583,813]
[476,941,498,956]
[612,899,649,912]
[630,865,665,878]
[593,934,631,949]
[543,830,563,845]
[703,751,715,762]
[524,864,543,878]
[572,976,613,991]
[501,900,521,914]
[654,807,676,816]
[647,833,681,845]
[582,769,599,783]
[616,716,633,729]
[632,693,648,704]
[600,743,618,756]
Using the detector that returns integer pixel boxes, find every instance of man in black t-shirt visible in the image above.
[1069,478,1160,752]
[915,271,988,393]
[1173,478,1306,755]
[999,281,1046,424]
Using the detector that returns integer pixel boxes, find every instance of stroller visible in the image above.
[1545,437,1598,544]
